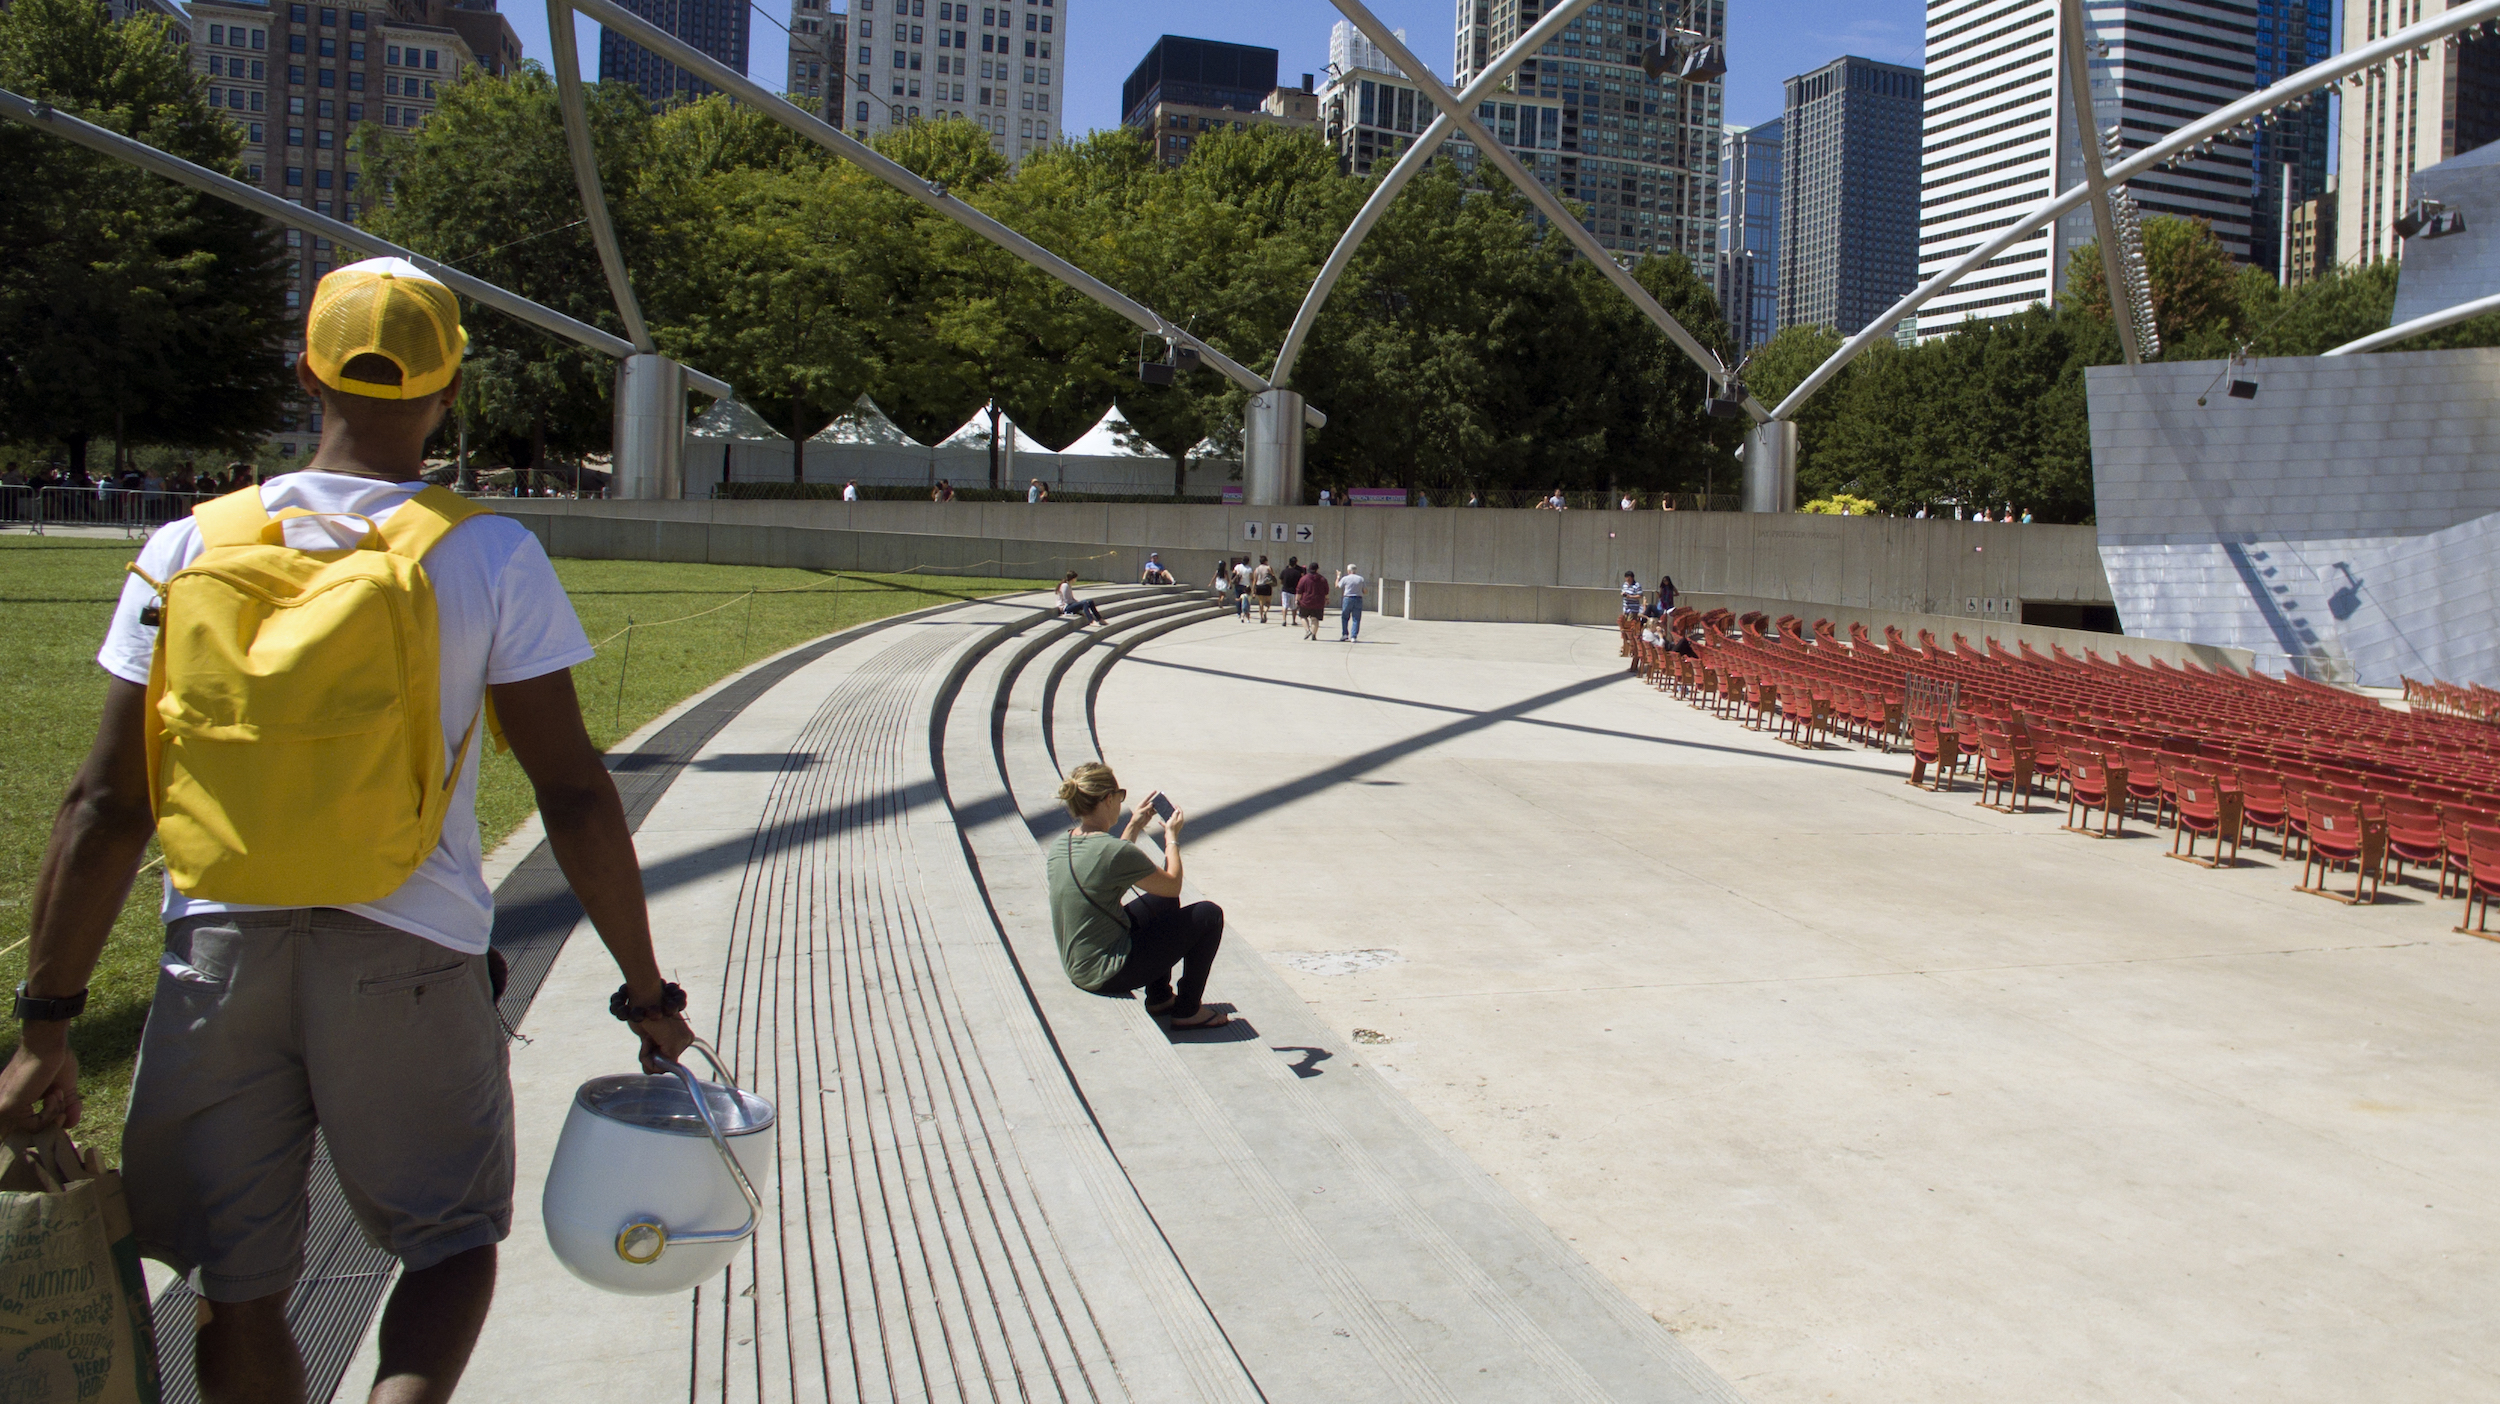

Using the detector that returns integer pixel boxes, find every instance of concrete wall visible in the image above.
[1676,592,2257,674]
[496,497,2113,623]
[2088,346,2500,685]
[1374,581,2253,671]
[1384,580,1627,625]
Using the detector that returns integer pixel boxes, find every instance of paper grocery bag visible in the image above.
[0,1131,163,1403]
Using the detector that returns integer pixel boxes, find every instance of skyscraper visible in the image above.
[785,0,846,122]
[1453,0,1727,264]
[1124,37,1311,166]
[2248,0,2330,277]
[599,0,749,106]
[1715,119,1778,357]
[1332,18,1405,79]
[1778,56,1920,338]
[2336,1,2500,267]
[186,0,489,459]
[847,0,1061,160]
[1918,0,2258,335]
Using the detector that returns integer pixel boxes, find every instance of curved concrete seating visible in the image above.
[383,587,1740,1403]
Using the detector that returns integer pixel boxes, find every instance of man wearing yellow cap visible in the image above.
[0,259,695,1403]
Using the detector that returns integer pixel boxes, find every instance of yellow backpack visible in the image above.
[133,485,495,906]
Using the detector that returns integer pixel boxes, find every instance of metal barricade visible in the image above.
[1900,672,1960,748]
[0,483,38,532]
[29,486,213,537]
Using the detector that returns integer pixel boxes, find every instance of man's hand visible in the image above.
[0,1033,82,1132]
[633,1014,697,1075]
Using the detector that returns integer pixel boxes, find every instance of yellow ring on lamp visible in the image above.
[616,1221,667,1265]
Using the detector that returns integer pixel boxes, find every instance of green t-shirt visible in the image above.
[1045,830,1157,991]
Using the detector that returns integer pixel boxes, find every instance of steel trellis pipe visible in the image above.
[1768,0,2500,422]
[2058,0,2142,366]
[1326,2,1761,419]
[0,87,736,399]
[1270,0,1600,387]
[2326,289,2500,355]
[546,0,655,351]
[563,0,1327,426]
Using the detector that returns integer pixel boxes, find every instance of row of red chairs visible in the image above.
[2405,676,2500,724]
[1620,611,2500,936]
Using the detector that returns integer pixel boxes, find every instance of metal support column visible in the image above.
[613,354,685,499]
[1744,419,1797,514]
[2058,0,2141,364]
[1244,389,1305,507]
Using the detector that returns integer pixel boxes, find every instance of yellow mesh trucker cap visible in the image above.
[305,257,467,400]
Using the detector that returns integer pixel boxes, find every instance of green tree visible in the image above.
[2061,215,2248,357]
[0,0,290,477]
[639,98,868,478]
[1740,323,1844,497]
[362,67,656,472]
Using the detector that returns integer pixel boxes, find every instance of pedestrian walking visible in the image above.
[1337,563,1367,641]
[0,259,696,1402]
[1294,557,1329,639]
[1278,558,1305,628]
[1620,570,1644,615]
[1231,557,1254,620]
[1251,556,1276,623]
[842,479,858,501]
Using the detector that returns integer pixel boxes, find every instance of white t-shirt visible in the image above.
[97,473,596,954]
[1339,571,1366,599]
[842,483,858,501]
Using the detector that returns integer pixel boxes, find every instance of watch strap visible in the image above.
[14,984,88,1023]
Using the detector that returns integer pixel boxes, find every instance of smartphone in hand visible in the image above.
[1151,792,1175,821]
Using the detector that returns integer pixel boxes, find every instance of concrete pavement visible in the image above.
[1092,609,2500,1404]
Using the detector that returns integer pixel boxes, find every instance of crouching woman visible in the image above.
[1047,762,1229,1028]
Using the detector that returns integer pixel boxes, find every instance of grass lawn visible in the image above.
[0,532,1046,1163]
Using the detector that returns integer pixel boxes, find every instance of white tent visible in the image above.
[687,398,788,442]
[812,394,925,447]
[801,394,933,485]
[936,401,1054,454]
[684,398,790,494]
[929,401,1055,490]
[1059,404,1165,459]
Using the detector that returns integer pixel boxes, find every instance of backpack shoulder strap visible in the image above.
[1064,832,1133,931]
[191,486,272,548]
[377,485,494,561]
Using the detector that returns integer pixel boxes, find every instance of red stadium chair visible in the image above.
[2458,827,2500,938]
[1976,731,2033,813]
[2298,797,2386,905]
[2169,770,2243,868]
[1910,721,1960,792]
[2065,755,2124,838]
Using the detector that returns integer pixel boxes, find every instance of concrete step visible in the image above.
[946,613,1746,1403]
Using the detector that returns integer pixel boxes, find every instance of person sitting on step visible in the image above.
[1046,763,1228,1028]
[1056,572,1104,627]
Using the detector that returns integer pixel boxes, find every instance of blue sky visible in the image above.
[498,0,1928,134]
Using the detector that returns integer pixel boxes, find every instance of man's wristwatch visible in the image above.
[610,981,687,1024]
[14,984,88,1023]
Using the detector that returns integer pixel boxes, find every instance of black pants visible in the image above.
[1101,895,1223,1017]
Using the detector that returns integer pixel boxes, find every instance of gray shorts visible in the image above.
[123,908,515,1301]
